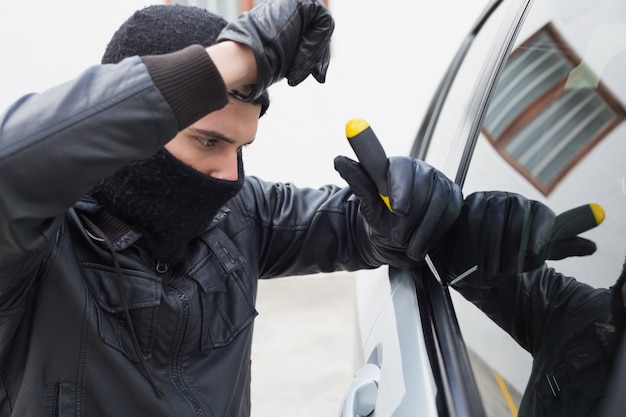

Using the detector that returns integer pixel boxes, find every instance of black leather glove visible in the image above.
[334,155,463,267]
[444,191,599,286]
[217,0,334,100]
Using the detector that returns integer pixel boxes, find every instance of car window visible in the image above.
[422,0,520,180]
[449,0,626,410]
[465,0,626,288]
[417,0,537,411]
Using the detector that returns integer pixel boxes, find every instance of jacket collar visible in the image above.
[75,196,230,251]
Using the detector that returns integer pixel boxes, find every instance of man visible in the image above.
[441,191,623,417]
[0,1,463,416]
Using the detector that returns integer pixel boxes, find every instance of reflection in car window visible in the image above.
[465,0,626,287]
[425,0,626,412]
[482,23,626,195]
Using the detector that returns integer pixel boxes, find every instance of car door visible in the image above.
[342,0,626,415]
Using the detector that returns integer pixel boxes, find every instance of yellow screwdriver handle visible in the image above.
[345,118,392,211]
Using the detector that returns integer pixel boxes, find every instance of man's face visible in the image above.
[165,96,261,179]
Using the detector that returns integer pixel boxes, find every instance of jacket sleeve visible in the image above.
[0,46,227,297]
[235,176,383,279]
[451,265,604,355]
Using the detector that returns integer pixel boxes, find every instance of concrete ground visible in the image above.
[250,272,522,417]
[469,350,522,417]
[250,272,357,417]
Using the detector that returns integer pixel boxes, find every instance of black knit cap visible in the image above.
[102,4,269,116]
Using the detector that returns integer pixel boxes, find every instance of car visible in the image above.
[343,0,626,415]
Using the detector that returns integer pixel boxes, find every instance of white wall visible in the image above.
[0,0,489,189]
[247,0,491,187]
[0,1,155,107]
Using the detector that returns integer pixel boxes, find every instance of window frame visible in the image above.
[407,0,541,415]
[405,0,532,415]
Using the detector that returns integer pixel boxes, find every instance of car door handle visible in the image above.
[339,363,380,417]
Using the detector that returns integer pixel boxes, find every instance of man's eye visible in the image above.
[197,138,216,147]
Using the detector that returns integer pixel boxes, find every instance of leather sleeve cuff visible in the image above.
[141,45,228,129]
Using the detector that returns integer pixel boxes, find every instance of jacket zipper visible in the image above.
[155,261,168,274]
[169,287,204,416]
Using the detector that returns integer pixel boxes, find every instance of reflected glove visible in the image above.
[217,0,334,100]
[444,191,600,286]
[334,155,463,267]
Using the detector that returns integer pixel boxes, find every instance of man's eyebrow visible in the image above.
[189,127,255,146]
[189,127,235,144]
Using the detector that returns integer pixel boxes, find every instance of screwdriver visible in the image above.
[345,119,392,212]
[344,118,605,283]
[550,203,604,242]
[345,118,444,282]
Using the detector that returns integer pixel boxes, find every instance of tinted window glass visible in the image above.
[457,0,626,408]
[423,0,516,179]
[466,0,626,286]
[483,23,625,194]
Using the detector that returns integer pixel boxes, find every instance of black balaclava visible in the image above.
[89,149,243,264]
[91,4,263,265]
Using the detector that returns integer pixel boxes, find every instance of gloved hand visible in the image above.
[443,191,600,286]
[334,155,463,267]
[217,0,334,100]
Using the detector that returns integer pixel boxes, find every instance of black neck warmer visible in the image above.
[89,148,244,264]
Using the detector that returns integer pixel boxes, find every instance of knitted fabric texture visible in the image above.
[102,4,269,116]
[89,149,244,264]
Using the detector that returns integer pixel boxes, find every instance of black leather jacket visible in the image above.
[0,46,378,416]
[452,266,614,417]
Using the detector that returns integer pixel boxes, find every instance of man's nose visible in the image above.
[210,150,240,181]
